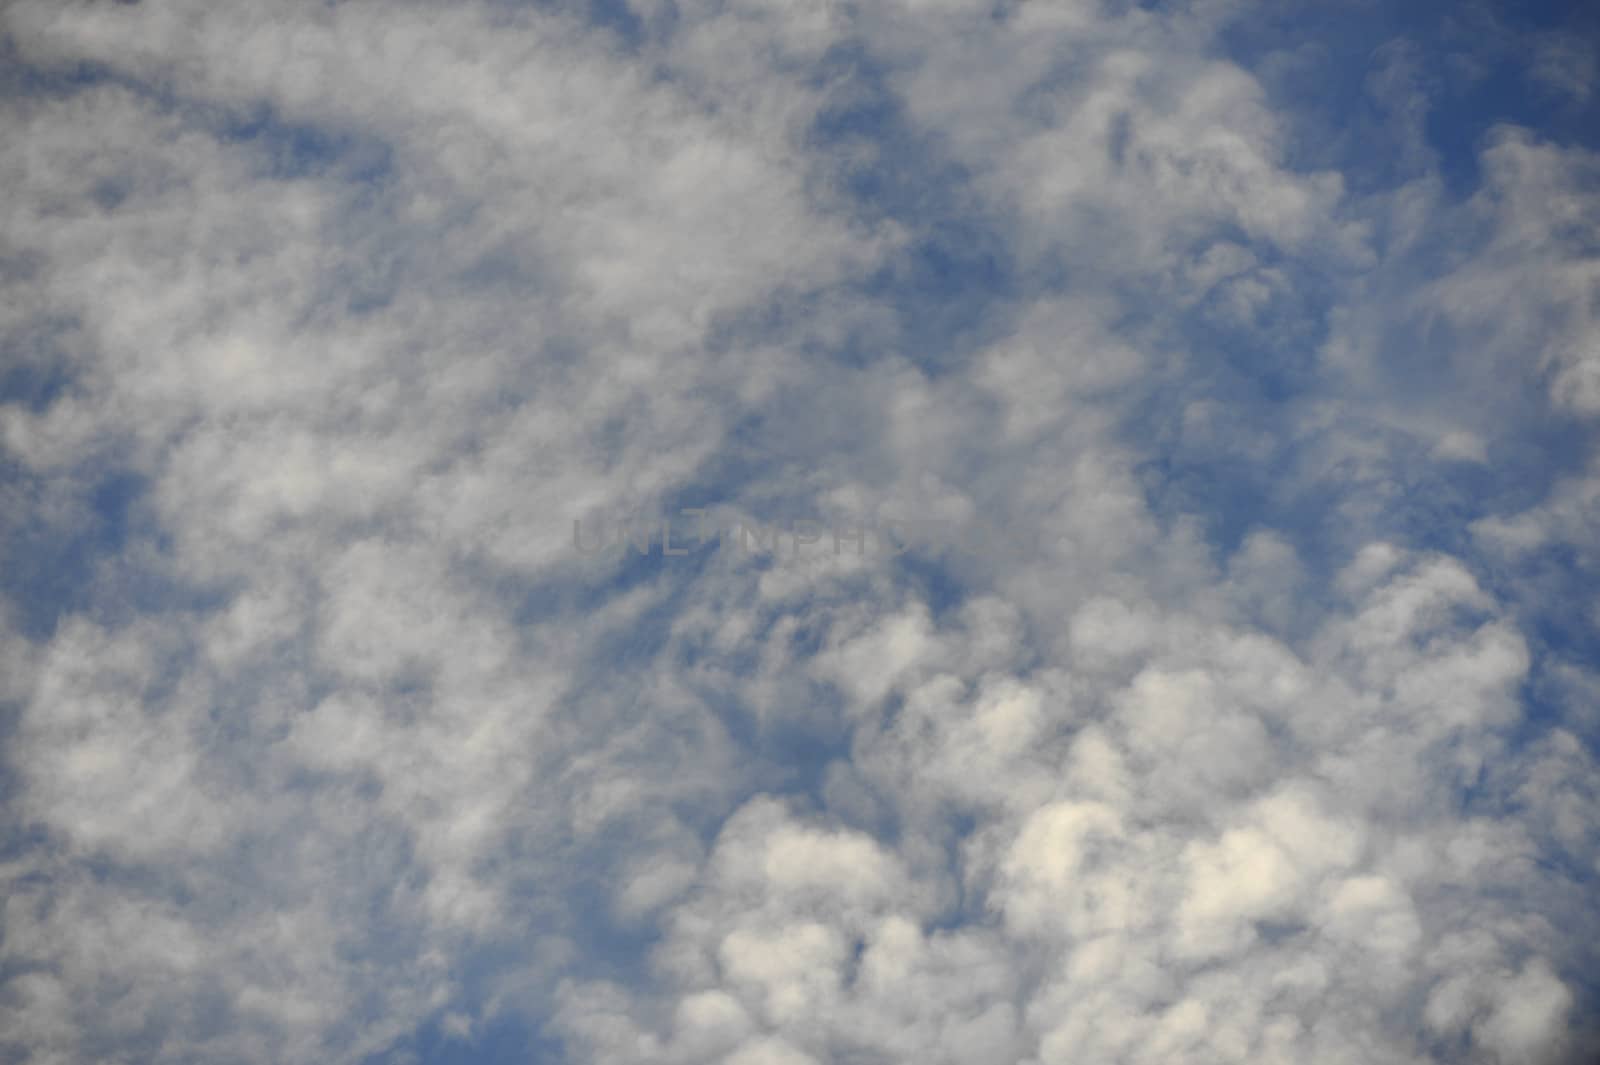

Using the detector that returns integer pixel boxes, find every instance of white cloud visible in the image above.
[1,0,1596,1063]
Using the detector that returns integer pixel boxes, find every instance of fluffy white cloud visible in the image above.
[1,0,1596,1063]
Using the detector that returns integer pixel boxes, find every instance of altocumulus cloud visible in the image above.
[1,0,1598,1063]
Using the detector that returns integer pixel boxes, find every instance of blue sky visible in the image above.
[2,1,1599,1063]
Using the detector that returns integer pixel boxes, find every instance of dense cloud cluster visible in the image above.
[1,1,1597,1063]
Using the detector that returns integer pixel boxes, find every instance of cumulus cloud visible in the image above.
[1,0,1597,1063]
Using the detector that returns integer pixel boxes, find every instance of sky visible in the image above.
[1,1,1599,1063]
